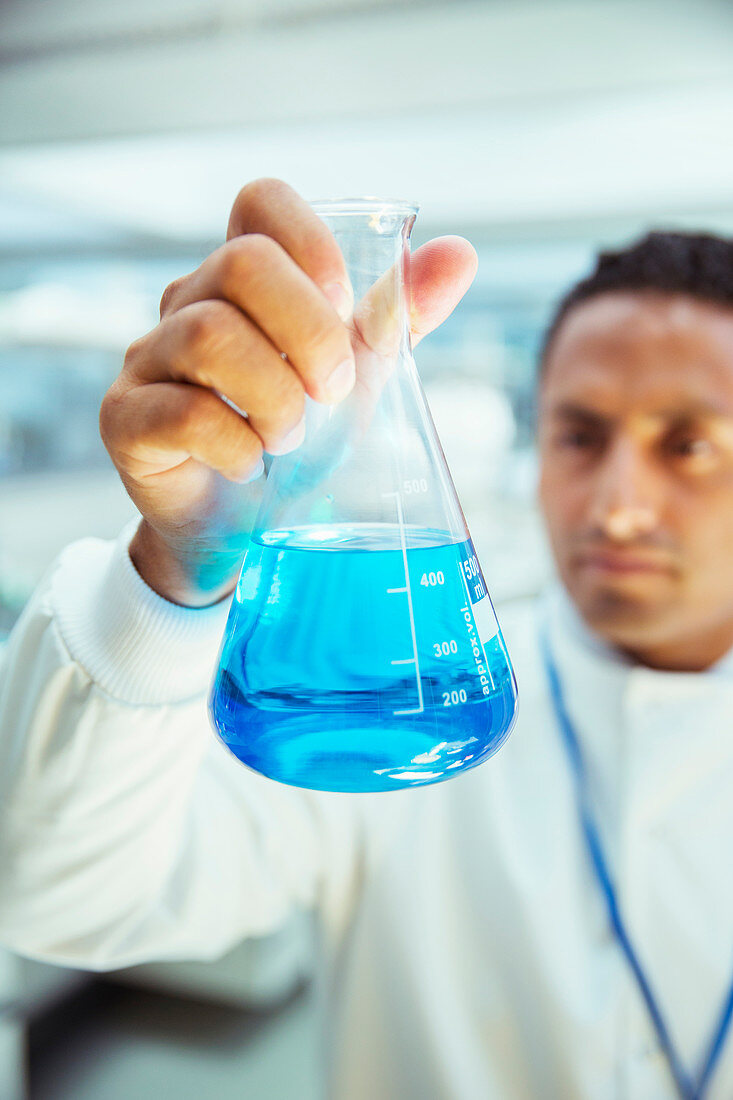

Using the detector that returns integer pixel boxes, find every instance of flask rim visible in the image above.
[310,197,419,218]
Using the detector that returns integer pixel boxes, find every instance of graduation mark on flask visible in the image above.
[402,477,428,495]
[383,490,424,717]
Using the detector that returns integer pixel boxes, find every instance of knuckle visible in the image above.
[159,276,185,317]
[219,234,280,295]
[183,301,235,365]
[122,335,147,373]
[99,380,134,455]
[99,387,120,449]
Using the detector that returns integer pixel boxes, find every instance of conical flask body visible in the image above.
[209,200,518,792]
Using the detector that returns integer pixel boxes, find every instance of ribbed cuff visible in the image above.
[51,521,232,705]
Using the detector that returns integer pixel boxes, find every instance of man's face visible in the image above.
[538,291,733,670]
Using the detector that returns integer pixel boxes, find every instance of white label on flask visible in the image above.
[459,547,499,647]
[472,592,499,648]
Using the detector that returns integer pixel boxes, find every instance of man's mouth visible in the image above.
[573,548,677,576]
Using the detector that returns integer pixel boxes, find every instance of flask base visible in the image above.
[212,706,516,793]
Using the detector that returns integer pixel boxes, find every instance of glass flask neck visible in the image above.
[255,195,470,548]
[312,199,418,343]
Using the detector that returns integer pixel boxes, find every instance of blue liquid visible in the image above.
[209,525,518,792]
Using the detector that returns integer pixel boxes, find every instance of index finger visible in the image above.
[227,178,353,321]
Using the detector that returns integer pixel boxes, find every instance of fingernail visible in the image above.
[273,416,306,455]
[323,282,353,323]
[245,458,265,483]
[326,358,355,402]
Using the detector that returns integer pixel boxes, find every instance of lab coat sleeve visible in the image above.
[0,526,364,971]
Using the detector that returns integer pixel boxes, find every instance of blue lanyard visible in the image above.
[541,630,733,1100]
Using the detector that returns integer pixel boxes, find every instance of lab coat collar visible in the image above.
[539,581,733,851]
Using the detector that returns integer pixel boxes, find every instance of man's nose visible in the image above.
[588,439,660,541]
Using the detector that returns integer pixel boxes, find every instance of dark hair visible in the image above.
[540,230,733,370]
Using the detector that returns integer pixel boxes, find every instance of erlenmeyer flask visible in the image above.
[209,199,518,793]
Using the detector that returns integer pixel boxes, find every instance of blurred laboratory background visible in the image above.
[2,0,733,1096]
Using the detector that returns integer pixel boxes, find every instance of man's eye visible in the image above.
[668,436,715,460]
[558,430,598,449]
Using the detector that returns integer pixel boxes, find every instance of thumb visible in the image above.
[409,236,478,347]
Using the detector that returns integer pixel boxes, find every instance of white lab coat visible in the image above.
[2,526,733,1099]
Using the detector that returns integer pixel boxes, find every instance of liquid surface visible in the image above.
[209,525,518,792]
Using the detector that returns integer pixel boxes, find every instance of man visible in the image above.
[2,179,733,1098]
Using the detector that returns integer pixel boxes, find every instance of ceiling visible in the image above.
[1,0,732,254]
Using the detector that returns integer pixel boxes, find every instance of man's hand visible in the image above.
[100,179,477,607]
